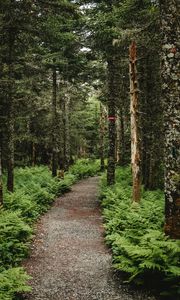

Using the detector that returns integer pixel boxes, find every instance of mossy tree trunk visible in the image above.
[129,41,141,202]
[160,0,180,239]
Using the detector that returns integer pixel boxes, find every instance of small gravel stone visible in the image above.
[23,177,158,300]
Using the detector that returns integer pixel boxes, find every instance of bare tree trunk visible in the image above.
[0,146,3,206]
[160,0,180,239]
[52,66,57,177]
[129,41,141,202]
[99,103,105,171]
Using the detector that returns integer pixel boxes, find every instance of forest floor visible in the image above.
[22,177,157,300]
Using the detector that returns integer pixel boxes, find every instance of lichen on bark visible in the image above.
[160,0,180,238]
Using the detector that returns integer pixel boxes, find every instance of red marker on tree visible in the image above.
[108,116,116,121]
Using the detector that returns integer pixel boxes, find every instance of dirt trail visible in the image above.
[23,177,156,300]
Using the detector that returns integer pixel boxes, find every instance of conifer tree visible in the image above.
[0,0,34,191]
[160,0,180,239]
[0,144,3,205]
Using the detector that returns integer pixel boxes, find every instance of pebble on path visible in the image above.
[23,177,157,300]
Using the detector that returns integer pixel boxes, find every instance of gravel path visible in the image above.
[23,177,157,300]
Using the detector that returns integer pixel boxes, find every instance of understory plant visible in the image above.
[69,158,100,179]
[0,159,100,300]
[100,167,180,299]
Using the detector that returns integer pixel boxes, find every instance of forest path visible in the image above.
[23,177,156,300]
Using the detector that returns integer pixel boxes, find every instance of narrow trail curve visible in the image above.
[23,177,157,300]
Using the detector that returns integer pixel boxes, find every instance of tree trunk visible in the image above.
[99,103,105,171]
[7,31,15,192]
[116,113,121,164]
[116,109,125,166]
[52,66,57,177]
[64,95,70,171]
[0,146,3,206]
[129,41,141,202]
[32,142,36,167]
[7,113,14,192]
[107,56,117,185]
[160,0,180,239]
[140,51,163,190]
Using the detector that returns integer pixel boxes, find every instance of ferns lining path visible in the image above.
[23,177,156,300]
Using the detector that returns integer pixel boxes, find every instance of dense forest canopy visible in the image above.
[0,0,179,234]
[0,0,179,226]
[0,0,179,299]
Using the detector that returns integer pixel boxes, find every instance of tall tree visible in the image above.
[107,52,117,185]
[0,144,3,206]
[0,0,34,191]
[99,102,106,171]
[51,65,58,177]
[129,41,141,202]
[160,0,180,238]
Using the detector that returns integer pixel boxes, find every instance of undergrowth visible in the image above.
[69,158,100,179]
[0,159,100,300]
[100,167,180,299]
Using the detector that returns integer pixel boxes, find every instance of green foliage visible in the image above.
[100,167,180,298]
[69,159,100,179]
[0,210,32,268]
[4,166,77,220]
[1,159,100,299]
[0,267,31,300]
[4,191,39,222]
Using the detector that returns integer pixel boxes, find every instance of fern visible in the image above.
[1,160,100,299]
[100,166,180,297]
[0,267,31,300]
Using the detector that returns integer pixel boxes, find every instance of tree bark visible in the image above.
[99,103,105,171]
[7,31,15,192]
[32,142,36,167]
[107,55,116,185]
[64,95,70,171]
[0,146,3,206]
[52,66,57,177]
[116,109,125,166]
[160,0,180,239]
[129,41,141,202]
